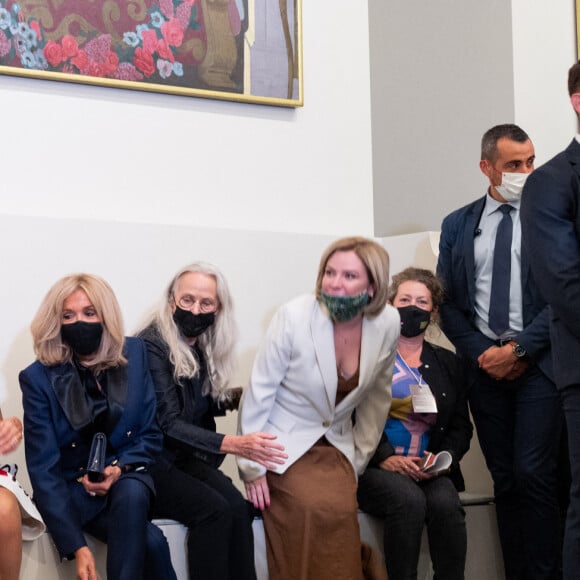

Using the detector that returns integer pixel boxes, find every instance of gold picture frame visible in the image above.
[0,0,303,107]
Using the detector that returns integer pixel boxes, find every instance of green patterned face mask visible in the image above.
[320,292,370,323]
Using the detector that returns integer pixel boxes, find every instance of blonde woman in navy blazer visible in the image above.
[238,237,400,580]
[19,274,176,580]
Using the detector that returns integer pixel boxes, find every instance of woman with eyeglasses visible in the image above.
[137,262,287,580]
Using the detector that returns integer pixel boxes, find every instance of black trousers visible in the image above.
[152,456,257,580]
[358,469,466,580]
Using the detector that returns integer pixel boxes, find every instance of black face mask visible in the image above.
[397,305,431,338]
[61,321,104,356]
[173,307,215,339]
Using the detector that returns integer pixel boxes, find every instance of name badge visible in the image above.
[410,383,438,413]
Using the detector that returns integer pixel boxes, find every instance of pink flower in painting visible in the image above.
[159,0,175,20]
[44,41,64,67]
[71,49,89,72]
[61,35,79,58]
[141,29,158,54]
[134,47,155,77]
[176,2,192,30]
[84,34,112,64]
[161,18,184,48]
[0,31,10,58]
[29,21,41,41]
[114,62,144,81]
[156,38,174,62]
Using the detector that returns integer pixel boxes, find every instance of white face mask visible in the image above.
[495,172,529,202]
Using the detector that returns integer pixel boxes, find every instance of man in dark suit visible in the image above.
[520,62,580,580]
[437,124,562,580]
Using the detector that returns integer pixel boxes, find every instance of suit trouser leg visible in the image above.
[85,477,176,580]
[469,366,562,580]
[559,384,580,580]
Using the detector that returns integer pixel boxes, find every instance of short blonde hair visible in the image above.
[315,236,390,318]
[31,273,126,372]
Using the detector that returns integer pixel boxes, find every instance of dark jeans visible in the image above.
[357,469,466,580]
[152,456,257,580]
[469,365,562,580]
[560,385,580,580]
[84,477,177,580]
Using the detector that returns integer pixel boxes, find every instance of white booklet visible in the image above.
[419,450,452,475]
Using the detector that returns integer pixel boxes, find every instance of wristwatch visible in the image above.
[511,342,527,359]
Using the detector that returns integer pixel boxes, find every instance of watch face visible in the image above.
[513,344,526,358]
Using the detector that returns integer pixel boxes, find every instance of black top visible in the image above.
[369,341,473,491]
[138,324,227,468]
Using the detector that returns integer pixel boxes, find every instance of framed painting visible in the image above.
[0,0,303,107]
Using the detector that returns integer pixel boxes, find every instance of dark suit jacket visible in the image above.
[19,337,162,558]
[138,324,227,470]
[437,194,553,381]
[521,139,580,388]
[369,342,473,491]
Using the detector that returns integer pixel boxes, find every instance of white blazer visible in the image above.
[237,294,400,482]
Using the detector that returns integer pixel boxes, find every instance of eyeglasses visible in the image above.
[174,294,218,314]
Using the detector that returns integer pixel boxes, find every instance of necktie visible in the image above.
[488,204,513,336]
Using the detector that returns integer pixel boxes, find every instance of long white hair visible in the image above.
[142,262,238,399]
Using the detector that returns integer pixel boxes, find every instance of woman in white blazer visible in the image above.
[238,236,400,580]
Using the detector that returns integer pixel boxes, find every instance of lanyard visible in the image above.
[396,351,424,387]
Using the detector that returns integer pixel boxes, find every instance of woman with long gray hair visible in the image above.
[137,262,286,580]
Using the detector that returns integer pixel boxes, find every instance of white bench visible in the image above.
[20,495,504,580]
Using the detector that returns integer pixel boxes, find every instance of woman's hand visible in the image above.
[245,475,270,510]
[221,433,288,469]
[0,417,23,455]
[378,455,432,482]
[81,465,122,497]
[75,545,97,580]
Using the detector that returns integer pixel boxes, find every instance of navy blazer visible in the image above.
[20,337,162,558]
[436,194,553,381]
[521,139,580,389]
[369,342,473,491]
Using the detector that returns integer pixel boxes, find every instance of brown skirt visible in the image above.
[263,440,387,580]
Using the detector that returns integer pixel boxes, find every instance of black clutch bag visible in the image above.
[86,432,106,483]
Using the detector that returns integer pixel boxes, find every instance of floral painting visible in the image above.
[0,0,302,106]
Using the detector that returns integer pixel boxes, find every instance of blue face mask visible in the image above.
[320,292,369,323]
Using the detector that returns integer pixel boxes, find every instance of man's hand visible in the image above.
[478,345,528,380]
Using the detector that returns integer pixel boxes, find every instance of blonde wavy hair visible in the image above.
[31,273,126,372]
[140,262,238,399]
[315,236,390,318]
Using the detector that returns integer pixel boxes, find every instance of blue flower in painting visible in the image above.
[9,20,18,35]
[17,21,29,36]
[172,62,183,77]
[156,58,173,79]
[22,27,37,49]
[150,11,164,29]
[123,31,140,47]
[0,8,11,30]
[136,24,149,39]
[34,49,47,70]
[15,36,27,53]
[20,50,36,68]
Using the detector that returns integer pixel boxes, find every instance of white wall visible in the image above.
[0,1,374,238]
[511,0,577,162]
